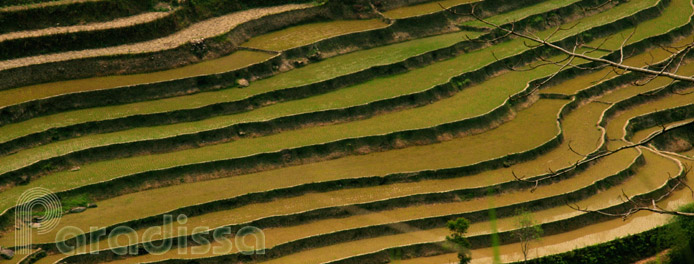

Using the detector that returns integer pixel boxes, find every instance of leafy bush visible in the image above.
[666,204,694,263]
[60,194,93,212]
[518,203,694,264]
[447,217,472,264]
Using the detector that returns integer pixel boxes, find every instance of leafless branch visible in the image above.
[440,4,694,83]
[439,3,694,218]
[567,165,694,220]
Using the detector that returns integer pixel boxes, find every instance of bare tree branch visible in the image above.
[567,165,694,220]
[440,4,694,83]
[439,3,694,218]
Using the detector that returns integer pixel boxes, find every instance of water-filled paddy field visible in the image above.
[1,0,694,263]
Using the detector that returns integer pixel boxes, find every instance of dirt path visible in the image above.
[0,0,100,11]
[0,3,312,70]
[0,10,173,41]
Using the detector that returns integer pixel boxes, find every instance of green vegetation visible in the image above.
[382,0,479,19]
[605,87,694,141]
[446,217,472,264]
[666,204,694,263]
[58,194,92,212]
[518,204,694,264]
[3,0,694,263]
[0,30,483,143]
[241,19,389,51]
[513,209,543,263]
[460,0,579,28]
[0,50,273,109]
[1,0,662,179]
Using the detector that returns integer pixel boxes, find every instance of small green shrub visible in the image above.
[313,0,328,6]
[60,194,93,212]
[531,16,545,26]
[665,204,694,263]
[446,217,472,264]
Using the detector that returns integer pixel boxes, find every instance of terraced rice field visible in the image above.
[1,0,694,263]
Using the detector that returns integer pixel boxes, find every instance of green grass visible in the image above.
[1,0,663,175]
[605,87,694,141]
[241,19,389,51]
[629,118,694,143]
[89,144,641,254]
[0,0,666,212]
[0,50,274,109]
[538,0,661,43]
[541,0,693,95]
[4,99,615,250]
[460,0,580,28]
[0,98,567,216]
[382,0,480,19]
[93,148,673,264]
[0,0,663,155]
[0,30,483,144]
[11,96,609,249]
[3,1,690,262]
[0,47,575,175]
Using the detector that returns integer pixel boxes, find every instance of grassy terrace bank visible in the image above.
[0,0,609,163]
[382,0,479,19]
[16,33,694,261]
[48,88,674,262]
[0,0,680,235]
[92,149,677,264]
[0,0,618,124]
[11,98,614,255]
[34,40,694,259]
[0,0,667,191]
[401,157,694,264]
[0,30,480,143]
[0,0,597,133]
[0,0,154,33]
[2,1,693,263]
[240,19,388,51]
[0,0,578,112]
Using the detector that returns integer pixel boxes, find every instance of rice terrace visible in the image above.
[2,0,694,263]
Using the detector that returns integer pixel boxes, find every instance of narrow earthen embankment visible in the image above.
[77,152,680,264]
[0,2,677,240]
[13,38,683,256]
[0,0,153,33]
[625,102,694,141]
[0,0,599,161]
[0,10,180,60]
[0,0,560,127]
[651,121,694,152]
[39,146,644,259]
[318,163,685,264]
[0,0,664,191]
[0,2,322,90]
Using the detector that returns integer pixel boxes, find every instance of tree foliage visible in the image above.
[513,209,543,263]
[446,217,472,264]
